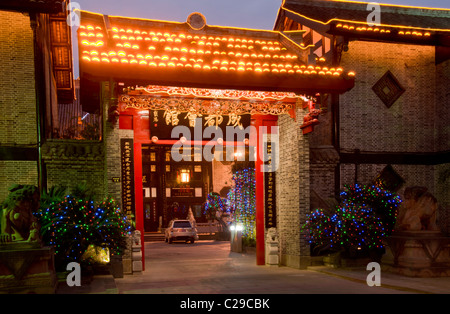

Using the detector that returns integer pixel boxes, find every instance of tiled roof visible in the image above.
[79,11,355,94]
[280,0,450,31]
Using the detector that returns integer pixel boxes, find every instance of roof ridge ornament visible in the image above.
[187,12,207,30]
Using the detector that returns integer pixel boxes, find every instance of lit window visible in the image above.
[180,170,190,183]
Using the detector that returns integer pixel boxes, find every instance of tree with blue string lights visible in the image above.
[302,184,402,259]
[36,188,131,270]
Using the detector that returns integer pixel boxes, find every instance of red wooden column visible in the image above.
[133,141,145,270]
[253,117,265,266]
[253,115,278,266]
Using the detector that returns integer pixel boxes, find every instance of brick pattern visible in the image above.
[340,163,434,191]
[0,12,38,202]
[0,161,38,201]
[276,109,310,268]
[338,41,449,235]
[41,139,105,200]
[435,163,450,235]
[46,160,105,201]
[212,160,233,197]
[0,11,37,146]
[435,59,450,152]
[340,41,436,153]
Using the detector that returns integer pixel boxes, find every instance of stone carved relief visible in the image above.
[41,141,104,160]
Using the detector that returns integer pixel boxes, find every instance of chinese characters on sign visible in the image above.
[264,137,276,228]
[121,139,135,220]
[150,109,251,140]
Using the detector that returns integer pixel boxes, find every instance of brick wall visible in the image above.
[0,11,38,202]
[212,160,233,196]
[276,109,310,268]
[435,59,450,152]
[435,163,450,235]
[42,140,106,201]
[338,41,449,234]
[0,161,38,201]
[434,59,450,235]
[104,117,134,205]
[340,41,436,153]
[0,11,37,146]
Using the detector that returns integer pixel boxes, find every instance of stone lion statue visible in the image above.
[396,186,439,232]
[132,230,141,247]
[266,227,278,242]
[0,185,41,244]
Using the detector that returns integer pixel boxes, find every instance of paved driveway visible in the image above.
[114,240,410,294]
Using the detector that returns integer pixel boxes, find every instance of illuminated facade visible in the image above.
[2,0,448,275]
[275,0,450,267]
[77,9,355,269]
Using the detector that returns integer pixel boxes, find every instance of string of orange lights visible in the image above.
[78,23,355,77]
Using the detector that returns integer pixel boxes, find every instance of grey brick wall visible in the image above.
[0,161,38,201]
[276,109,310,269]
[338,40,449,235]
[340,41,436,153]
[42,140,106,201]
[0,11,37,146]
[103,91,134,207]
[435,59,450,153]
[0,12,39,202]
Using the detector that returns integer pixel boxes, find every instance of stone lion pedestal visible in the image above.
[384,231,450,277]
[0,185,57,293]
[382,186,450,277]
[265,228,279,266]
[0,243,57,294]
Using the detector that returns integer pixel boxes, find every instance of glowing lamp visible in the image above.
[180,169,190,183]
[230,224,244,231]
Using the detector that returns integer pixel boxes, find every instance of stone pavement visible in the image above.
[56,240,450,295]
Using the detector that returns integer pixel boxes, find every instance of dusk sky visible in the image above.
[72,0,450,77]
[74,0,450,30]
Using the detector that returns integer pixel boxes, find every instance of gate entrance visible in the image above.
[78,10,355,269]
[142,145,212,232]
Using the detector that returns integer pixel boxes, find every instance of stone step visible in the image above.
[144,233,165,242]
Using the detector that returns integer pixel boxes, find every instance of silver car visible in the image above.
[165,220,199,244]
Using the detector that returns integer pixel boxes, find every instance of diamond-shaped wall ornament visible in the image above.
[372,70,405,108]
[373,164,405,192]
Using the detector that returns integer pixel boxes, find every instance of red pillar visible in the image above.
[254,117,265,266]
[133,142,145,270]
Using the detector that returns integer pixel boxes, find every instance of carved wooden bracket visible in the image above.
[300,99,322,134]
